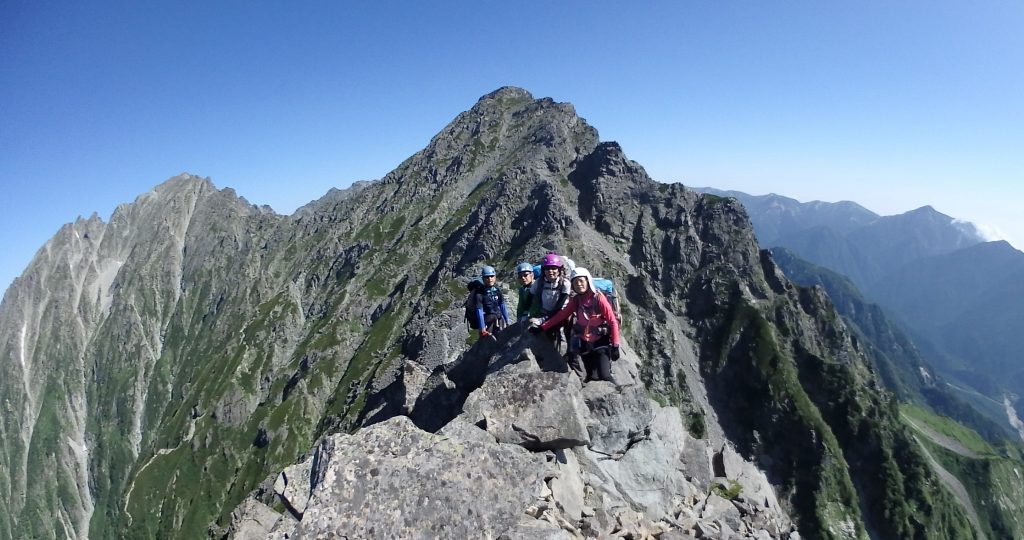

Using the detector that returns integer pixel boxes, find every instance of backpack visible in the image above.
[562,257,577,276]
[464,279,484,330]
[590,277,621,322]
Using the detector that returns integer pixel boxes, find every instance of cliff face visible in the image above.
[0,88,979,539]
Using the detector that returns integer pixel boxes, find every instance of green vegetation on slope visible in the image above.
[904,405,1024,539]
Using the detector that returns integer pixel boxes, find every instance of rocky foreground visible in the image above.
[220,326,797,539]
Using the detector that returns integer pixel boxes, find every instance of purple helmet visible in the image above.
[541,252,562,268]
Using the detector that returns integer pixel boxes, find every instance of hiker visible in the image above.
[527,252,572,349]
[474,265,509,338]
[515,262,540,322]
[532,267,620,383]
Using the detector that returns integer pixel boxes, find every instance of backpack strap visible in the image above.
[474,291,486,330]
[555,277,570,313]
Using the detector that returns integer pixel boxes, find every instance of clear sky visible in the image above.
[3,1,1022,293]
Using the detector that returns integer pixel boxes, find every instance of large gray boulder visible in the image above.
[580,381,654,456]
[220,498,284,540]
[272,454,314,517]
[579,404,697,520]
[460,370,591,451]
[269,415,548,539]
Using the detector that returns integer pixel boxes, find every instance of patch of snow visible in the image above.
[1004,395,1024,442]
[918,366,933,385]
[97,259,123,313]
[19,322,26,369]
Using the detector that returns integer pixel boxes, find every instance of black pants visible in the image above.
[570,336,614,383]
[484,313,505,334]
[541,324,570,354]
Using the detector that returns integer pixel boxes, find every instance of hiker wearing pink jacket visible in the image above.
[535,267,620,383]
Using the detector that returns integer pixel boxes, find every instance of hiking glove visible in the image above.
[610,345,620,361]
[480,329,491,338]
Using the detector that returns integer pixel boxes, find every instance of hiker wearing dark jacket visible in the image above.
[475,265,509,337]
[535,267,620,383]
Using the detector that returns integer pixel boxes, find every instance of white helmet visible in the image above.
[570,267,593,292]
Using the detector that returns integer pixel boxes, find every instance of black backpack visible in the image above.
[464,279,484,329]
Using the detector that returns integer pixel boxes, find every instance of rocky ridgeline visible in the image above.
[0,87,986,539]
[219,326,797,539]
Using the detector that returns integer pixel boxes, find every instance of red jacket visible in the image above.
[541,291,620,346]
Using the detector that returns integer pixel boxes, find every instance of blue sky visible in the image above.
[3,1,1022,293]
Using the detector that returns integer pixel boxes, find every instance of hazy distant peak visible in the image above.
[808,199,874,213]
[904,205,942,216]
[965,239,1016,253]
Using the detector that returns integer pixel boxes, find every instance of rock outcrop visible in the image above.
[227,329,796,539]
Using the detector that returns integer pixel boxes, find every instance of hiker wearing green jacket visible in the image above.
[515,262,541,321]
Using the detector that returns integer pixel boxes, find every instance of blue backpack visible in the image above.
[590,277,622,322]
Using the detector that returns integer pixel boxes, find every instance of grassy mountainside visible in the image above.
[903,405,1024,538]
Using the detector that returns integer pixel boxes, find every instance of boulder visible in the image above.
[273,454,314,517]
[549,449,586,522]
[436,417,495,443]
[580,381,654,455]
[700,492,743,532]
[269,416,548,539]
[222,498,282,540]
[460,371,590,450]
[582,405,697,520]
[501,517,575,540]
[717,444,781,511]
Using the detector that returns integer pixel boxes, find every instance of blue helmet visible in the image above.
[515,262,533,274]
[481,265,497,278]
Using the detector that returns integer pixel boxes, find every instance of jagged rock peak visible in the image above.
[375,86,599,199]
[469,85,579,118]
[154,172,215,191]
[479,85,534,101]
[121,172,273,218]
[125,173,216,207]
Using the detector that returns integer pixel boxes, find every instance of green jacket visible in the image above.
[517,285,541,319]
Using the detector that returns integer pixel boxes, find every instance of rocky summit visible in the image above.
[228,337,794,539]
[0,87,992,539]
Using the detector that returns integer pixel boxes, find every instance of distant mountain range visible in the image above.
[695,187,1024,429]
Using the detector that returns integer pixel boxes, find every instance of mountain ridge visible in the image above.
[0,87,991,539]
[693,187,1024,422]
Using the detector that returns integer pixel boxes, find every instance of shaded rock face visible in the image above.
[0,87,980,539]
